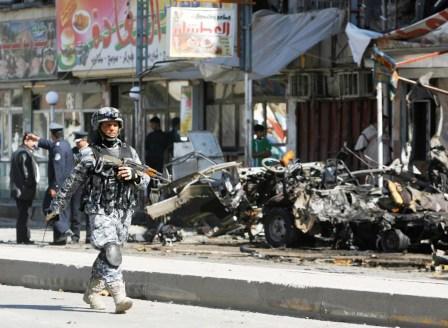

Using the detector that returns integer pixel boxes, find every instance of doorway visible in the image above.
[411,100,435,161]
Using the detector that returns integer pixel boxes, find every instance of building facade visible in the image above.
[1,0,447,203]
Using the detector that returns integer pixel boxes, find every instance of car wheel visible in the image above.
[379,229,410,252]
[263,207,298,247]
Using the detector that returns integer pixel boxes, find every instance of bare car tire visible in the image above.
[379,229,410,252]
[263,207,298,247]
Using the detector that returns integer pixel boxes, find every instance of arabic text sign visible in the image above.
[168,7,235,58]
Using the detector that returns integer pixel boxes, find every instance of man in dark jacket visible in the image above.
[9,133,39,244]
[144,116,168,173]
[27,122,75,245]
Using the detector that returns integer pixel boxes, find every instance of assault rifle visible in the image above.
[96,154,171,183]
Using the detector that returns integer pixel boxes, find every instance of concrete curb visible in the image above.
[0,245,447,327]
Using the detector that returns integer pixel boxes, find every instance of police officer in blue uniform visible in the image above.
[70,130,90,243]
[27,122,75,245]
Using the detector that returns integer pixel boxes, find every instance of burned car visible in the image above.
[239,153,448,252]
[144,148,448,253]
[145,131,246,233]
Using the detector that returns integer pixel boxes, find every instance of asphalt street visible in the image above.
[0,285,388,328]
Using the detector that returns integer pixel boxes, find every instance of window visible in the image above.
[205,78,287,156]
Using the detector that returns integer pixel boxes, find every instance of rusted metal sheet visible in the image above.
[296,99,376,168]
[329,102,341,157]
[299,101,309,160]
[319,102,330,160]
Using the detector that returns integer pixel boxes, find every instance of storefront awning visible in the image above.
[157,8,344,82]
[346,8,448,66]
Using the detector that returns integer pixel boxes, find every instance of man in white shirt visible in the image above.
[354,121,391,168]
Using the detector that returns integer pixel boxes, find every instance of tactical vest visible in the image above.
[87,143,138,214]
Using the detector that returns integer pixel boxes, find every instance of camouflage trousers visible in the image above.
[88,209,133,284]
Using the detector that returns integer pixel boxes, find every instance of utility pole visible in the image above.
[241,3,253,166]
[136,0,148,160]
[376,81,384,188]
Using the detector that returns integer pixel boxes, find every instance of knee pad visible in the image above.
[104,243,122,267]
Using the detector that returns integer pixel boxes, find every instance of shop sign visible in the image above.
[0,19,57,80]
[168,7,235,58]
[180,86,193,137]
[56,0,169,72]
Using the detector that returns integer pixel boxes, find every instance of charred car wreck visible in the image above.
[145,145,448,253]
[239,154,448,252]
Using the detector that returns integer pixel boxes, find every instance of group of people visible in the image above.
[9,123,90,245]
[9,106,149,313]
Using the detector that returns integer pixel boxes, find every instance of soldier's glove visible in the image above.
[118,166,140,182]
[45,211,59,224]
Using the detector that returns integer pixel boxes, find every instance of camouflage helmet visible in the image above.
[91,107,123,131]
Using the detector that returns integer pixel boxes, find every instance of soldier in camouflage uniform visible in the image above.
[46,107,149,313]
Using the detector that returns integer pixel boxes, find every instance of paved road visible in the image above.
[0,285,387,328]
[0,217,433,279]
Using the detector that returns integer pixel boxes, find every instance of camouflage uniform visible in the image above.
[48,107,149,313]
[50,141,148,283]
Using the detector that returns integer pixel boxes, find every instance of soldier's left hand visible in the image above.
[117,166,137,181]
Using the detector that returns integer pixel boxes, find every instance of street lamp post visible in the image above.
[129,86,142,158]
[45,91,59,123]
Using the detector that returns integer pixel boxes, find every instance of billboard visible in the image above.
[0,19,57,80]
[167,7,235,58]
[56,0,170,72]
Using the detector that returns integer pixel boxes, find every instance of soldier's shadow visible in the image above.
[0,304,105,313]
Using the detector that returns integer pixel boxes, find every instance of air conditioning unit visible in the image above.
[337,71,374,97]
[290,72,329,98]
[290,73,311,97]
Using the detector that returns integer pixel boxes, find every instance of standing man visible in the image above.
[166,117,181,162]
[46,107,149,313]
[252,124,272,167]
[27,123,75,245]
[9,133,39,244]
[354,121,391,168]
[144,116,168,173]
[70,130,90,243]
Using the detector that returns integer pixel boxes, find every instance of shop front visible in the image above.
[0,15,58,202]
[204,76,288,162]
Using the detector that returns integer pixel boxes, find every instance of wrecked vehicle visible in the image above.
[145,131,246,234]
[145,148,448,252]
[242,154,448,252]
[238,156,382,249]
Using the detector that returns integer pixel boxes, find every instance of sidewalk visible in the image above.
[1,218,448,327]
